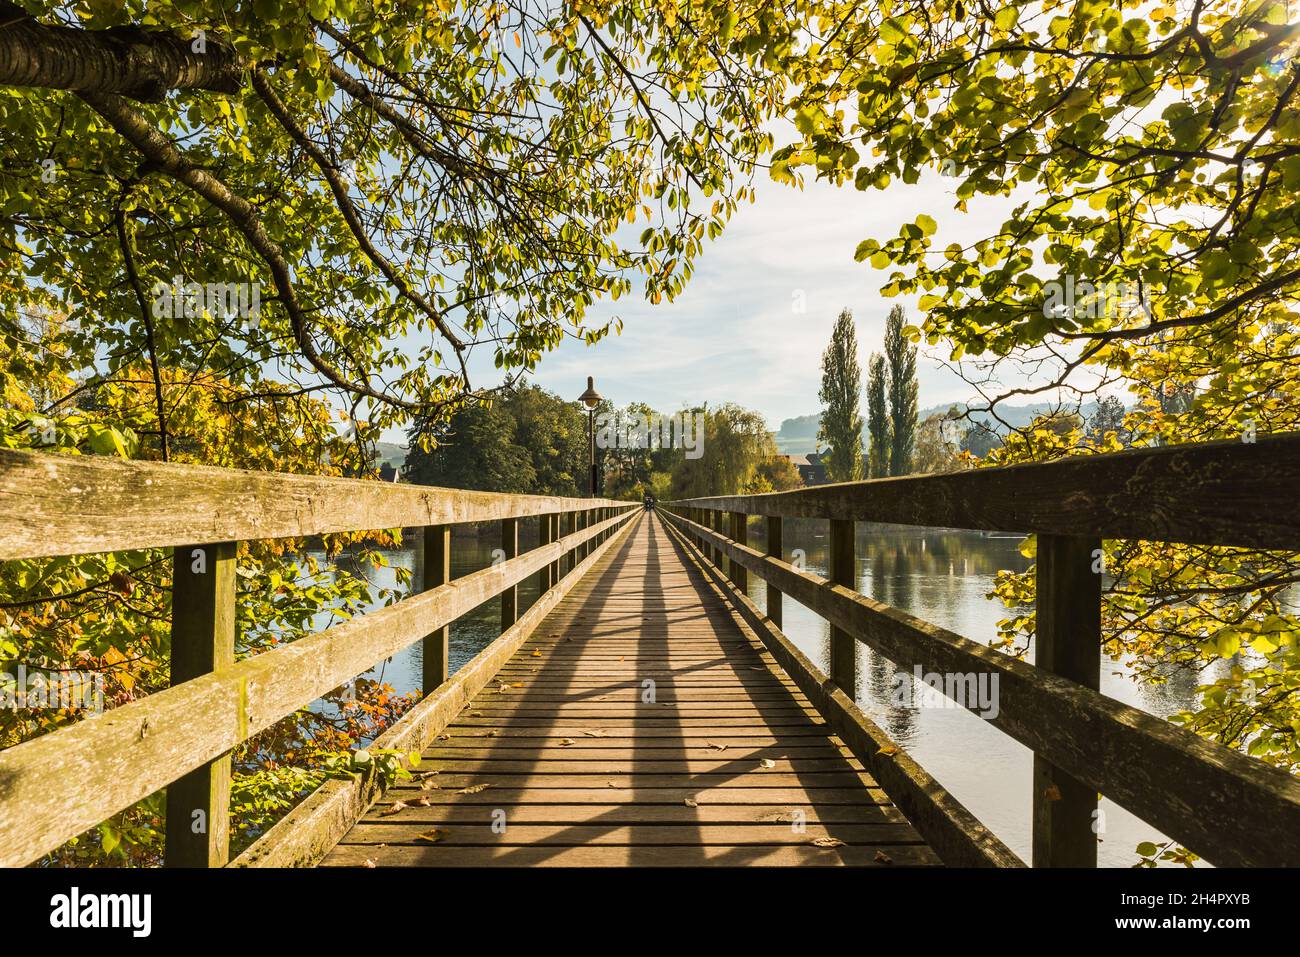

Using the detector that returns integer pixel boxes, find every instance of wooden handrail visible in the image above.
[0,448,631,560]
[0,450,638,867]
[659,506,1300,868]
[668,432,1300,549]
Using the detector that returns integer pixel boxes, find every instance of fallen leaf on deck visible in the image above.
[811,837,845,848]
[531,650,542,657]
[1044,784,1062,801]
[684,797,699,808]
[583,729,607,737]
[877,745,899,757]
[458,783,491,794]
[362,859,377,868]
[415,828,449,844]
[875,851,893,864]
[380,801,409,816]
[758,758,777,769]
[706,742,728,751]
[559,738,576,747]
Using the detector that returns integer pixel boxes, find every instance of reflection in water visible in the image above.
[315,520,1225,868]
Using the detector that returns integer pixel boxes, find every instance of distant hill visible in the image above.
[772,401,1106,455]
[375,441,408,470]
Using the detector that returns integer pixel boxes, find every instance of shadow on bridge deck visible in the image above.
[321,513,940,866]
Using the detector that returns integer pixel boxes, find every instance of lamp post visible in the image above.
[578,376,603,498]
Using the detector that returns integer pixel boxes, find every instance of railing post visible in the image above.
[501,517,518,629]
[418,524,451,692]
[537,512,554,594]
[828,519,857,694]
[549,513,561,584]
[165,541,235,867]
[765,515,783,629]
[710,509,722,567]
[729,511,748,592]
[1033,534,1102,867]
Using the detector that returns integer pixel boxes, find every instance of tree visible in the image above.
[1088,395,1131,446]
[0,0,790,455]
[406,384,587,496]
[817,309,865,482]
[670,404,781,498]
[866,354,891,477]
[778,3,1300,854]
[913,409,962,473]
[884,304,918,475]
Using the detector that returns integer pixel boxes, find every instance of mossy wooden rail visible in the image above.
[662,433,1300,868]
[0,448,637,867]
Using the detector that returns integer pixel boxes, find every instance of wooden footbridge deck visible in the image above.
[2,435,1300,869]
[323,514,939,867]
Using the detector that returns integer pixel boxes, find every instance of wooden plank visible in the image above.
[230,509,642,866]
[0,447,634,560]
[663,508,1300,867]
[667,432,1300,549]
[0,508,635,868]
[418,524,451,693]
[1032,534,1102,867]
[164,542,235,868]
[323,842,941,867]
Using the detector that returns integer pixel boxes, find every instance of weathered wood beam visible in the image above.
[0,448,632,560]
[668,432,1300,550]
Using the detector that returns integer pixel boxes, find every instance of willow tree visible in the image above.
[779,0,1300,861]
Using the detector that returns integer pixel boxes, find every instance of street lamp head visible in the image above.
[578,375,602,410]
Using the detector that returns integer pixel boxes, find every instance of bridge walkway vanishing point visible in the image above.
[323,513,942,866]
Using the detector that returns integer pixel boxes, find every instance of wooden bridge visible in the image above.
[1,435,1299,868]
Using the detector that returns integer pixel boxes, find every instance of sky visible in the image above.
[382,156,1028,444]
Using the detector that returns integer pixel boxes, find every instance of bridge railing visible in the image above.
[662,434,1300,868]
[0,448,638,867]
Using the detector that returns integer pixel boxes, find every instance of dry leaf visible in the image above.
[1044,784,1062,801]
[361,858,377,868]
[380,801,409,817]
[458,783,491,794]
[684,797,699,808]
[877,745,899,757]
[606,780,618,788]
[758,758,777,769]
[583,729,607,738]
[497,683,510,693]
[706,742,728,751]
[415,828,449,844]
[559,738,576,747]
[531,649,542,658]
[486,729,500,737]
[512,682,524,688]
[874,850,893,864]
[811,837,845,848]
